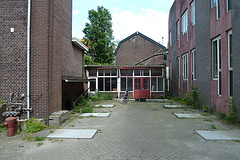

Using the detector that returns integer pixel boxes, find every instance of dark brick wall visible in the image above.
[195,0,212,107]
[63,44,84,78]
[168,1,178,97]
[232,0,240,116]
[115,34,165,65]
[0,0,28,103]
[0,0,79,123]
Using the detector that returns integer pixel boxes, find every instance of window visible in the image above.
[98,78,117,91]
[177,57,180,88]
[98,69,117,76]
[151,77,164,92]
[134,69,149,76]
[192,50,196,80]
[169,30,172,47]
[211,0,217,8]
[151,68,162,76]
[212,36,221,96]
[217,0,220,19]
[177,57,180,80]
[177,21,180,40]
[121,77,133,91]
[132,37,135,43]
[120,69,132,76]
[191,1,195,26]
[182,54,188,80]
[227,0,231,12]
[170,61,172,80]
[228,30,233,97]
[90,80,96,91]
[89,69,97,77]
[182,10,188,35]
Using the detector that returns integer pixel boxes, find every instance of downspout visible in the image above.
[27,0,31,119]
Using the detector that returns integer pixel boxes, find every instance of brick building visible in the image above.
[168,0,240,116]
[115,32,167,65]
[0,0,88,123]
[85,32,168,100]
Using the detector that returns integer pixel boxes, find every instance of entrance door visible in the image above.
[134,77,150,99]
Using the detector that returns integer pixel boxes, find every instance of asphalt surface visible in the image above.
[1,100,240,160]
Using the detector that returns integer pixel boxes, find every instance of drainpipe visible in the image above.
[27,0,31,119]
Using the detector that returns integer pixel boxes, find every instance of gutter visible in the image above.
[134,51,168,65]
[27,0,31,119]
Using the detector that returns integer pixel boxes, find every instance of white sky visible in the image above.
[72,0,174,47]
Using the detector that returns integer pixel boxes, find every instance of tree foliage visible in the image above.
[83,6,115,64]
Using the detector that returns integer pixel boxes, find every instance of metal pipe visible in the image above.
[27,0,31,119]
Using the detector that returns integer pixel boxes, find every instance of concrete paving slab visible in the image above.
[80,113,110,117]
[47,129,97,139]
[94,104,115,108]
[195,130,240,141]
[163,104,183,109]
[174,113,209,119]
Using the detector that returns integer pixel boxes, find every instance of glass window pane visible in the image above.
[228,0,231,11]
[112,78,117,91]
[143,69,149,76]
[105,78,110,91]
[127,70,133,76]
[127,78,133,91]
[89,69,97,77]
[230,70,233,97]
[158,77,164,91]
[194,52,197,79]
[90,80,96,91]
[121,78,126,91]
[98,70,104,76]
[134,70,140,76]
[121,69,127,76]
[213,41,218,78]
[98,78,103,91]
[143,78,149,90]
[151,78,157,91]
[111,69,117,76]
[135,78,141,90]
[230,34,233,67]
[105,70,110,76]
[219,71,221,95]
[219,39,221,69]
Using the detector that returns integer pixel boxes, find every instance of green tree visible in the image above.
[83,6,115,64]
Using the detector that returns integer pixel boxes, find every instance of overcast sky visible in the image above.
[72,0,174,47]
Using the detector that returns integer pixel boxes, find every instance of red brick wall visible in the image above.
[116,35,165,65]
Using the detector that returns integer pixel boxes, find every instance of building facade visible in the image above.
[86,65,166,99]
[0,0,87,123]
[115,32,167,65]
[168,0,239,115]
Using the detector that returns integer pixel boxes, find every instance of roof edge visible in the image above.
[72,37,89,51]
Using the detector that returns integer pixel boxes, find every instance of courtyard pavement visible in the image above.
[1,100,240,160]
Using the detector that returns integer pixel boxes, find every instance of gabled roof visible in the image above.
[114,31,167,56]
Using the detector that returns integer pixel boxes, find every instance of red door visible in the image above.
[134,77,150,99]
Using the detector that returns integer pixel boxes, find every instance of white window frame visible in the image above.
[181,10,188,35]
[182,53,188,80]
[227,0,231,12]
[192,49,196,80]
[212,36,221,96]
[170,61,172,81]
[228,30,233,97]
[191,1,195,26]
[151,77,164,92]
[217,0,220,19]
[177,57,180,88]
[211,0,217,8]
